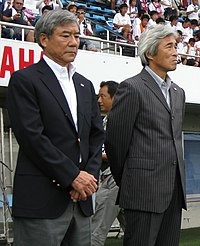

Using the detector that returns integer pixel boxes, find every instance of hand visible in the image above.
[102,153,107,160]
[14,13,21,20]
[70,189,81,202]
[71,171,97,200]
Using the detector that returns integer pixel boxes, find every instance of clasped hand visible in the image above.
[70,171,97,202]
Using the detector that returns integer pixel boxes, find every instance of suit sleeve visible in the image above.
[7,71,81,189]
[105,80,140,186]
[80,82,104,179]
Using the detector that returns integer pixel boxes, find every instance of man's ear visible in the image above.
[40,33,48,48]
[145,51,153,61]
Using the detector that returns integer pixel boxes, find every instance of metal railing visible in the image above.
[0,21,138,56]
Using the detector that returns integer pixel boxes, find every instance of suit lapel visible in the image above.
[73,74,85,135]
[36,59,75,129]
[169,82,177,117]
[141,69,170,113]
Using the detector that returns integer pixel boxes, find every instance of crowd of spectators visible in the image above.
[0,0,200,65]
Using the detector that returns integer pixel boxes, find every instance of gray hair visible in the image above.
[138,25,178,66]
[34,10,79,48]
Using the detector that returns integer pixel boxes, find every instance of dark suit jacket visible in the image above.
[7,58,104,219]
[105,68,186,213]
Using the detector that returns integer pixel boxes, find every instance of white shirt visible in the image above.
[145,66,171,108]
[186,4,200,20]
[177,24,193,43]
[43,55,78,131]
[148,18,157,28]
[113,12,131,32]
[78,18,93,36]
[183,45,197,59]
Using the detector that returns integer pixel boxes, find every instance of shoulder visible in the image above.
[3,8,12,16]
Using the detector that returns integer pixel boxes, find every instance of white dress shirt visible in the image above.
[43,55,78,131]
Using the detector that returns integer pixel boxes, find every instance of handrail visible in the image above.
[1,21,200,59]
[0,20,138,56]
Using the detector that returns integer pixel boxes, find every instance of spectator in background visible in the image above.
[41,4,52,14]
[194,30,200,50]
[3,0,34,42]
[132,9,147,27]
[113,3,132,40]
[148,10,159,27]
[148,0,165,17]
[133,13,149,41]
[182,37,199,66]
[156,16,165,24]
[186,0,200,21]
[190,19,199,34]
[76,5,97,52]
[36,0,62,16]
[168,15,179,30]
[0,0,12,13]
[140,0,149,12]
[177,18,193,43]
[176,29,185,63]
[91,81,126,246]
[127,0,139,24]
[66,1,77,15]
[0,11,14,38]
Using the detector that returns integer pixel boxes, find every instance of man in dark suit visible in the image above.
[105,25,186,246]
[7,9,104,246]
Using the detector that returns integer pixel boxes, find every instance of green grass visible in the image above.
[104,227,200,246]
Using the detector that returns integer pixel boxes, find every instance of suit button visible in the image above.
[77,138,81,143]
[171,116,174,120]
[172,161,177,165]
[52,180,56,183]
[57,184,60,187]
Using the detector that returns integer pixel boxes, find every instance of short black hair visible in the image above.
[156,17,165,24]
[77,5,86,12]
[119,3,128,9]
[149,10,158,17]
[42,5,53,14]
[141,14,150,21]
[100,81,119,98]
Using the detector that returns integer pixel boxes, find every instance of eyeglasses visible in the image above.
[77,11,85,14]
[15,2,24,5]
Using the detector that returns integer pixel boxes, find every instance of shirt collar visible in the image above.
[43,55,76,81]
[145,65,171,90]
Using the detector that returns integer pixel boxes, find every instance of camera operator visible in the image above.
[77,5,97,52]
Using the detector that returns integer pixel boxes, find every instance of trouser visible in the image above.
[13,201,91,246]
[91,174,126,246]
[123,170,183,246]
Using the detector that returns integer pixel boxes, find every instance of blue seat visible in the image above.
[105,19,114,30]
[85,12,91,18]
[88,5,102,12]
[90,14,106,23]
[95,24,106,34]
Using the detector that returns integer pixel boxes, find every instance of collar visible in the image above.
[43,55,76,81]
[145,65,171,91]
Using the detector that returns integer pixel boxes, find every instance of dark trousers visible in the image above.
[123,170,183,246]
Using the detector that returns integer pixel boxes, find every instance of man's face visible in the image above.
[13,0,24,11]
[40,23,80,67]
[98,86,114,113]
[148,35,178,77]
[141,18,149,27]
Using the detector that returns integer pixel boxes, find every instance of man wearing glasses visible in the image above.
[77,5,97,52]
[2,0,34,41]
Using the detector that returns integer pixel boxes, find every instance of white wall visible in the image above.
[1,38,200,104]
